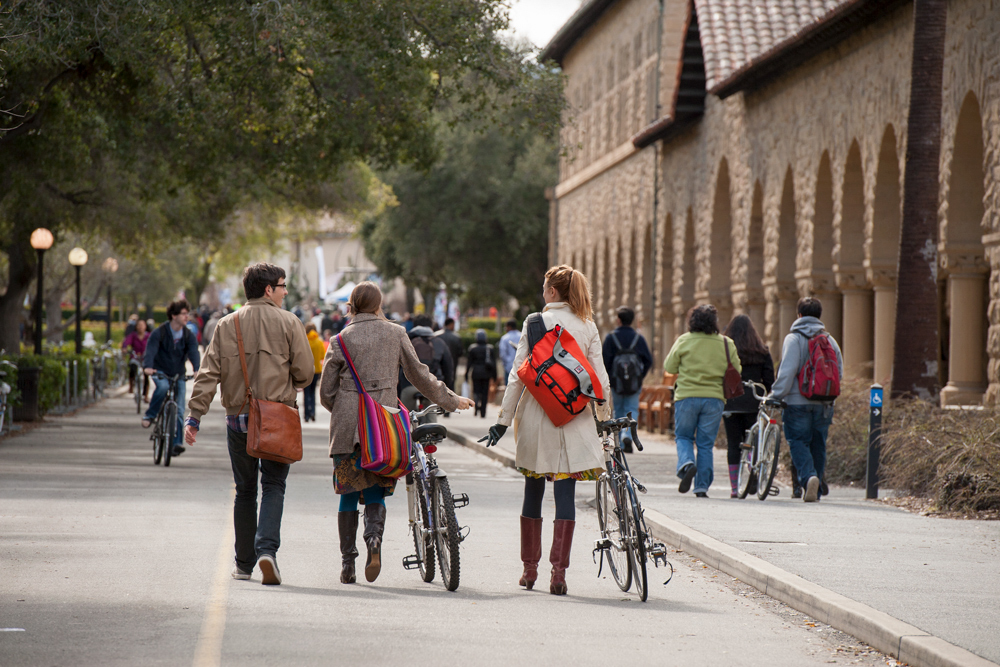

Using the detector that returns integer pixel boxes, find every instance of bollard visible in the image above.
[866,384,883,499]
[64,361,70,407]
[73,361,79,405]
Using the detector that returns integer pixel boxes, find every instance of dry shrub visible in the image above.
[824,378,872,485]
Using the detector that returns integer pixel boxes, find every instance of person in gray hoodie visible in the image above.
[770,297,843,503]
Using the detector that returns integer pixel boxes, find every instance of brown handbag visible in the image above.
[234,311,303,464]
[722,335,745,400]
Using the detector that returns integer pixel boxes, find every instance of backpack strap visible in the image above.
[524,313,548,353]
[610,332,622,351]
[625,331,639,351]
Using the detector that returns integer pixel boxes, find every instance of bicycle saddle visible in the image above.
[412,423,447,442]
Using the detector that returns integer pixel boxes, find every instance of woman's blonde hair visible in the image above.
[347,281,385,318]
[544,264,593,321]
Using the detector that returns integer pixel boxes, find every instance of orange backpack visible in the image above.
[516,312,604,427]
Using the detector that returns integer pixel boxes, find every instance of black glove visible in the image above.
[477,424,507,448]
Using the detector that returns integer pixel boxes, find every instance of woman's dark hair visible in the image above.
[724,314,770,364]
[166,299,190,320]
[243,262,286,299]
[687,304,719,334]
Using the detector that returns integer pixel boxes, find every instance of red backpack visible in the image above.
[797,332,841,401]
[517,312,604,427]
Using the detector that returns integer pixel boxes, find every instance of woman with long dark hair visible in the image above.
[721,315,774,497]
[663,304,741,498]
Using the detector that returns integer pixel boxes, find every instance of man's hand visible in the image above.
[477,424,507,448]
[184,425,198,445]
[456,396,474,410]
[144,368,154,376]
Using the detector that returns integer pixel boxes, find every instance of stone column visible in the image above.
[840,289,874,378]
[872,276,897,387]
[941,262,989,406]
[817,292,843,346]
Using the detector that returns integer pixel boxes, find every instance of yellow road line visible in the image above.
[193,490,235,667]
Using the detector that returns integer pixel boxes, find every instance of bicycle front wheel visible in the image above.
[431,476,461,591]
[596,475,631,592]
[756,425,781,500]
[163,402,176,467]
[623,486,648,601]
[737,426,758,499]
[410,474,435,582]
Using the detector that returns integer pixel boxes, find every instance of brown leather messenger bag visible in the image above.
[234,310,303,464]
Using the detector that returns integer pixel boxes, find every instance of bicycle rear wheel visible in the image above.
[432,476,461,591]
[756,425,780,500]
[596,475,631,592]
[737,426,758,499]
[163,402,176,467]
[410,475,435,582]
[623,486,648,601]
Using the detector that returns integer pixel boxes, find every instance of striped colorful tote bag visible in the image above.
[335,334,413,479]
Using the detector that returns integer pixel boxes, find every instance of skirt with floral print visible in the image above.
[517,466,603,482]
[333,448,397,501]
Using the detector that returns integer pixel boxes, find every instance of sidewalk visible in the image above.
[444,407,1000,667]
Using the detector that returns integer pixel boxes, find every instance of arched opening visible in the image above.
[615,237,625,311]
[640,225,652,337]
[838,140,874,378]
[747,182,766,336]
[771,167,798,358]
[710,160,734,326]
[600,240,611,332]
[941,92,989,406]
[872,126,901,385]
[659,213,675,358]
[680,208,697,332]
[628,227,639,311]
[813,152,842,344]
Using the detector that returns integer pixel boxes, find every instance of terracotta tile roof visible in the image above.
[693,0,851,90]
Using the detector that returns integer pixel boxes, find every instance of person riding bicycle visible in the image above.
[122,318,151,400]
[142,299,200,458]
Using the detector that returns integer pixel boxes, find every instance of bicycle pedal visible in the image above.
[593,538,612,551]
[452,493,470,508]
[402,555,421,570]
[768,486,779,496]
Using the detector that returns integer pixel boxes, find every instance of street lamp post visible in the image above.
[68,248,89,354]
[102,258,118,343]
[29,228,54,355]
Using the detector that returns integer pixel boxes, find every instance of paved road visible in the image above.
[0,394,898,666]
[448,406,1000,664]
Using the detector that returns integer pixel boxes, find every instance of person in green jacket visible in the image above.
[663,304,740,497]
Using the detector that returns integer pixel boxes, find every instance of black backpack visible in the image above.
[412,336,443,380]
[610,332,642,395]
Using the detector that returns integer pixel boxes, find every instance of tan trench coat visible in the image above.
[319,313,460,457]
[497,302,612,474]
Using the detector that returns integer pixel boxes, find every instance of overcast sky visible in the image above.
[507,0,583,49]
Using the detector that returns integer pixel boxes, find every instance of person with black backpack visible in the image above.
[602,306,653,452]
[465,329,497,418]
[398,319,453,411]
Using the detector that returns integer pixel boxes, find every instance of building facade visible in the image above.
[544,0,1000,406]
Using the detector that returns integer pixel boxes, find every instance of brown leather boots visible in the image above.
[519,516,543,589]
[363,503,386,582]
[519,516,575,595]
[338,511,359,584]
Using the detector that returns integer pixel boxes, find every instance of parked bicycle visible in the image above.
[593,410,672,602]
[402,401,469,592]
[736,381,786,500]
[150,371,191,467]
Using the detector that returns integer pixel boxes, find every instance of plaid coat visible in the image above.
[319,312,460,457]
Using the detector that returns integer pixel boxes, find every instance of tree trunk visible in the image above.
[892,0,947,401]
[0,231,36,353]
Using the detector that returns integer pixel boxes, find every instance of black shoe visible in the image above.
[678,463,696,494]
[820,478,829,497]
[171,445,186,457]
[694,492,708,498]
[792,485,803,499]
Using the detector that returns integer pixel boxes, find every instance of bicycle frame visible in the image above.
[739,382,785,499]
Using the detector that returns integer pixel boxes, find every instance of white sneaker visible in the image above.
[257,554,281,585]
[804,476,820,503]
[231,563,252,580]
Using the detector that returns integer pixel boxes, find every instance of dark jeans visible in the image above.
[782,404,834,488]
[723,412,756,465]
[472,378,490,418]
[227,427,290,572]
[303,373,319,421]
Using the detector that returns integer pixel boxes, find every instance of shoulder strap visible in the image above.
[524,313,548,352]
[234,311,253,413]
[335,333,366,394]
[610,332,622,351]
[625,331,638,351]
[722,335,733,365]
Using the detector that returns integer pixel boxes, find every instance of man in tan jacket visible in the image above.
[184,262,314,585]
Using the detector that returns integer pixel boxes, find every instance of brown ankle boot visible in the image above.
[338,511,359,584]
[519,516,543,589]
[363,503,387,582]
[549,519,575,595]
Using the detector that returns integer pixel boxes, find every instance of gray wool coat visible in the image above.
[319,313,461,457]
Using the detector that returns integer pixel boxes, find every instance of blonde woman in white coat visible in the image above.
[480,265,612,595]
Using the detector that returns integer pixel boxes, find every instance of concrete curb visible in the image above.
[447,424,998,667]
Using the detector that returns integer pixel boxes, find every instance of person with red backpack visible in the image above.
[770,297,844,503]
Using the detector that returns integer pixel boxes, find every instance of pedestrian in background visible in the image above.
[770,297,843,503]
[465,329,497,418]
[721,315,774,498]
[124,313,140,337]
[602,306,652,452]
[435,317,464,391]
[185,263,314,585]
[303,322,325,422]
[498,319,521,383]
[122,319,150,399]
[481,265,612,596]
[320,282,473,585]
[202,310,221,350]
[663,304,740,498]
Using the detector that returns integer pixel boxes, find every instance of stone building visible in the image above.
[542,0,1000,406]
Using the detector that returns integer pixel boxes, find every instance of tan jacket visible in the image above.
[498,302,612,475]
[320,313,460,457]
[187,298,314,421]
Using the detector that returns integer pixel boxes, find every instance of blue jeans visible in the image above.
[227,427,290,571]
[145,376,185,446]
[303,373,319,421]
[674,397,725,494]
[612,390,641,421]
[782,404,834,488]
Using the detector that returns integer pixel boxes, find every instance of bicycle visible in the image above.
[736,381,786,500]
[150,372,192,467]
[128,354,144,414]
[592,410,672,602]
[402,402,469,592]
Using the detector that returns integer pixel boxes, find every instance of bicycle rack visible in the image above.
[452,493,470,508]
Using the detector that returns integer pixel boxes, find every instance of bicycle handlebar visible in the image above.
[595,412,644,452]
[153,371,194,382]
[410,404,444,422]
